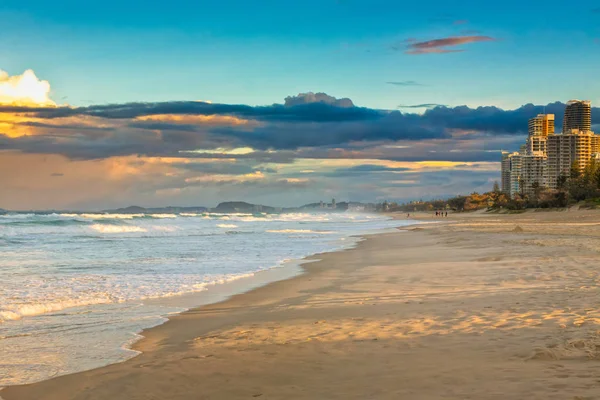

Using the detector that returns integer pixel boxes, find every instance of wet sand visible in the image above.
[4,210,600,399]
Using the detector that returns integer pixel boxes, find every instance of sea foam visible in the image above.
[0,211,409,387]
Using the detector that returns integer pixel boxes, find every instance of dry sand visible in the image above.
[3,210,600,399]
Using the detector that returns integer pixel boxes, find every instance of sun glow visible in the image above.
[0,69,56,107]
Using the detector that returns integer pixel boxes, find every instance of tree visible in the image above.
[531,181,543,203]
[447,196,467,211]
[493,181,500,193]
[570,161,581,180]
[557,175,568,191]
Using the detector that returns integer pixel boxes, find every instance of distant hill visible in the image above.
[214,201,376,213]
[109,206,147,214]
[103,201,375,215]
[104,205,208,214]
[212,202,277,213]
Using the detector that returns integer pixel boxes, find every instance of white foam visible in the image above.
[61,213,145,220]
[0,297,113,322]
[266,229,334,234]
[90,224,147,233]
[148,214,178,219]
[0,212,414,386]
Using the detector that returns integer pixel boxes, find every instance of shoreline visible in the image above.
[0,217,413,391]
[1,223,418,399]
[8,210,600,399]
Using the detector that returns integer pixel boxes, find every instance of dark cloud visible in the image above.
[18,121,114,132]
[2,101,377,123]
[210,114,449,150]
[402,36,496,55]
[50,173,64,177]
[284,92,354,108]
[1,96,594,163]
[325,165,412,177]
[386,81,425,87]
[422,102,570,135]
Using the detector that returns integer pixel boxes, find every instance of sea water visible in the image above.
[0,211,409,386]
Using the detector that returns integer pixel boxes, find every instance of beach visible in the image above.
[4,210,600,399]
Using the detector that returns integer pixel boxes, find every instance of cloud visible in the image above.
[170,161,277,175]
[284,92,354,108]
[386,81,425,87]
[403,36,496,55]
[3,100,378,123]
[0,69,56,107]
[326,164,412,177]
[0,97,591,162]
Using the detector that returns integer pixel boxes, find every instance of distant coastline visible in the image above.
[0,200,379,215]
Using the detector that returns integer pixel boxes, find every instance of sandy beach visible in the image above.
[4,210,600,400]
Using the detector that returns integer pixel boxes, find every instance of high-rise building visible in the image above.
[563,100,591,133]
[501,152,522,197]
[527,114,554,156]
[528,114,555,137]
[502,100,598,197]
[501,152,511,195]
[521,154,547,196]
[546,131,598,189]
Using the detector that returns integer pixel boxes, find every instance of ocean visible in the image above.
[0,211,409,387]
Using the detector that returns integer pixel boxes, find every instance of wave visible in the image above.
[90,224,147,234]
[0,272,260,324]
[143,214,178,219]
[217,224,238,228]
[0,297,114,323]
[60,213,145,220]
[0,218,91,227]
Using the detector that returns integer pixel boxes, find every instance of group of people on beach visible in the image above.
[406,211,449,218]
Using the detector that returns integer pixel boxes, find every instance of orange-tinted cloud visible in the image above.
[136,114,258,127]
[0,69,56,107]
[405,36,495,55]
[0,69,59,137]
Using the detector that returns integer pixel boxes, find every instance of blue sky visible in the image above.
[2,0,599,109]
[1,1,599,209]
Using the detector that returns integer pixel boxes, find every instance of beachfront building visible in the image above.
[501,152,511,195]
[526,114,554,156]
[501,100,599,196]
[521,154,547,196]
[563,100,592,133]
[546,130,599,189]
[501,151,522,197]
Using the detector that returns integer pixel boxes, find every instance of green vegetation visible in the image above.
[378,186,509,213]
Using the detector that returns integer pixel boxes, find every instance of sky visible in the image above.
[1,0,599,210]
